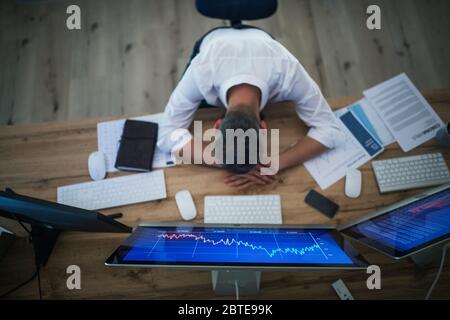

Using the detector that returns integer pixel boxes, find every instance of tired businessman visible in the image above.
[157,27,344,189]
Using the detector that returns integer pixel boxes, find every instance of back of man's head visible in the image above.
[218,107,260,174]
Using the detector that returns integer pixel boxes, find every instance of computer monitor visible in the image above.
[0,188,132,266]
[106,223,368,270]
[339,184,450,260]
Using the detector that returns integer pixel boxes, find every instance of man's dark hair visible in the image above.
[219,107,260,174]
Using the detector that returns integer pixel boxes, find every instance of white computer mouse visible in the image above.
[345,169,362,198]
[175,190,197,221]
[88,151,107,181]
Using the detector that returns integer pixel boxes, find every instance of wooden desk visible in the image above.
[1,90,450,299]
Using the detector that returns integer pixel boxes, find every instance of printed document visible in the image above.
[363,73,444,152]
[304,111,384,190]
[335,98,395,147]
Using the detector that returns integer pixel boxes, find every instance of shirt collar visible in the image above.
[219,75,269,110]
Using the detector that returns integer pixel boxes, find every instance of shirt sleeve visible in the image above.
[157,66,204,153]
[281,60,345,149]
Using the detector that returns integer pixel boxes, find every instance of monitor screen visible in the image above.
[106,225,368,269]
[341,186,450,258]
[0,190,131,233]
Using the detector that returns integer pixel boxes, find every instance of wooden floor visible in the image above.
[0,0,450,126]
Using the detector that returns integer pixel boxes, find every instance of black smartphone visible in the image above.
[304,190,340,219]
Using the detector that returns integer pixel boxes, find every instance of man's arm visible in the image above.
[174,135,278,188]
[278,136,327,171]
[279,60,344,167]
[157,66,203,154]
[223,137,324,188]
[175,138,221,168]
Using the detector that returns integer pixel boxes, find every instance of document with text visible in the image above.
[304,111,384,190]
[335,98,395,147]
[363,73,444,152]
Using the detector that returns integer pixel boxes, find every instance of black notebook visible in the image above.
[115,120,158,172]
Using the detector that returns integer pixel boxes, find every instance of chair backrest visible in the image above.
[196,0,278,25]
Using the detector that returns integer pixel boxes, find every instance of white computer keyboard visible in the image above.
[57,170,167,210]
[204,195,282,224]
[372,153,450,193]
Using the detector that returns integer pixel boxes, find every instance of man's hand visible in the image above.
[224,164,277,189]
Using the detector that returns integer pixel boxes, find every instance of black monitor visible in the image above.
[0,188,132,267]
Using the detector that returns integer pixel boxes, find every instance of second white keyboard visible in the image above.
[372,153,450,193]
[57,170,167,210]
[204,195,282,224]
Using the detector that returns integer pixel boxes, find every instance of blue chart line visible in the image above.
[158,233,320,258]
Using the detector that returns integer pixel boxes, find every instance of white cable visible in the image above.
[234,280,240,301]
[425,242,450,300]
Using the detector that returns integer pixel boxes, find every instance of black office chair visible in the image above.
[196,0,278,26]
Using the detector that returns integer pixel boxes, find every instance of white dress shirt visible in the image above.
[157,28,344,153]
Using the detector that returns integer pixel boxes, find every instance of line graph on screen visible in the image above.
[122,228,355,265]
[157,232,322,258]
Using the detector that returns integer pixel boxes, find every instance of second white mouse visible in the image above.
[88,151,107,181]
[175,190,197,221]
[345,169,362,198]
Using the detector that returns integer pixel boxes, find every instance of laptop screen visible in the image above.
[341,186,450,258]
[106,225,368,269]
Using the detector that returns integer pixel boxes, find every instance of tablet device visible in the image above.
[106,223,368,270]
[339,184,450,259]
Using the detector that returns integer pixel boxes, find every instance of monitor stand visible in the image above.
[410,241,450,268]
[211,270,261,296]
[26,212,123,268]
[30,224,60,267]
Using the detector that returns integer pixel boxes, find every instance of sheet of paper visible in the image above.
[97,113,176,172]
[335,98,395,146]
[363,73,444,152]
[358,98,396,146]
[304,111,384,190]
